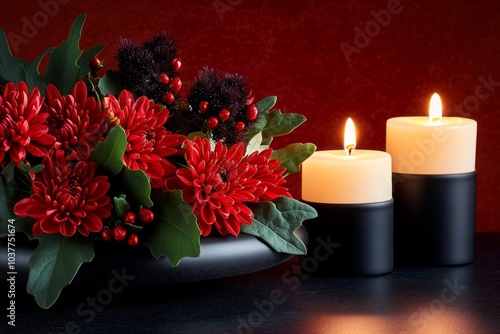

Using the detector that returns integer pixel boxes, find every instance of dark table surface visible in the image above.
[2,233,499,334]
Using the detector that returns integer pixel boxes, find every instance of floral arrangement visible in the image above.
[0,15,316,308]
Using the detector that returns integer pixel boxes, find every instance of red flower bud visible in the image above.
[138,208,155,223]
[219,109,230,121]
[89,56,102,71]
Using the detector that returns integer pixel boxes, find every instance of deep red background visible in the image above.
[1,0,498,231]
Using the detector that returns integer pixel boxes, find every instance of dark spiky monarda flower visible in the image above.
[115,31,182,105]
[185,67,257,145]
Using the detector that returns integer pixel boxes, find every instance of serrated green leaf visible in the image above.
[0,27,54,92]
[242,197,317,255]
[145,190,200,266]
[89,125,127,176]
[120,166,153,208]
[271,143,316,175]
[99,69,123,96]
[27,234,94,308]
[43,14,86,94]
[114,195,130,220]
[244,96,306,144]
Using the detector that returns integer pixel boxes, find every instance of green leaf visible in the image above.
[271,143,316,175]
[1,161,16,184]
[30,164,45,174]
[186,131,206,141]
[255,96,277,114]
[242,197,318,255]
[262,137,273,146]
[0,28,30,83]
[89,125,127,176]
[261,109,306,141]
[0,163,34,237]
[43,14,86,94]
[120,166,153,208]
[0,27,54,91]
[25,47,53,93]
[244,96,306,144]
[145,190,200,266]
[27,234,94,309]
[19,161,45,174]
[113,195,130,220]
[99,69,123,96]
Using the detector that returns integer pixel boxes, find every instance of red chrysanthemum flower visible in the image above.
[169,137,292,236]
[44,81,107,161]
[13,151,113,237]
[106,89,185,189]
[0,81,55,166]
[168,137,255,236]
[245,148,291,201]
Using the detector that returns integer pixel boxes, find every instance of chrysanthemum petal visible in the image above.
[60,220,78,237]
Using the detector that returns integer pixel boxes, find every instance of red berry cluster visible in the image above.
[185,68,258,144]
[197,100,258,133]
[115,32,181,105]
[101,208,155,246]
[160,57,182,105]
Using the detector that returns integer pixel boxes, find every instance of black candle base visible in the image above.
[303,200,393,276]
[392,171,476,266]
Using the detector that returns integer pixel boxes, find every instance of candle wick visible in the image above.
[345,144,354,156]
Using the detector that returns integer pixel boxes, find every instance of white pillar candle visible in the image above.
[302,118,392,204]
[386,93,477,175]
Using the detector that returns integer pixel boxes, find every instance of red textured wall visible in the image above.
[1,0,498,231]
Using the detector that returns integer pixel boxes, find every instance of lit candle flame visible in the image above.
[344,117,356,156]
[429,93,442,123]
